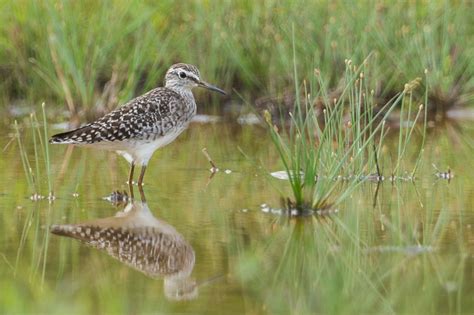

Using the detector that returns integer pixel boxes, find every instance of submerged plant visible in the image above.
[265,58,426,212]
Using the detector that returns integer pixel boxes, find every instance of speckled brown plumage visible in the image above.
[51,200,197,300]
[50,87,195,144]
[49,63,226,186]
[51,224,194,277]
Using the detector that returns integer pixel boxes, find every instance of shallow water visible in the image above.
[1,120,473,314]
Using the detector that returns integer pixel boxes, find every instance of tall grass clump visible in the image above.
[265,57,426,212]
[4,0,175,119]
[372,3,474,120]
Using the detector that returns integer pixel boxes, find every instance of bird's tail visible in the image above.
[51,223,120,247]
[50,224,100,243]
[49,126,90,144]
[50,224,80,237]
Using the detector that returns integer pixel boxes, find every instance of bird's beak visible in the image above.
[198,80,227,95]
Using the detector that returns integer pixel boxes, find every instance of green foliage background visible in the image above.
[0,0,472,117]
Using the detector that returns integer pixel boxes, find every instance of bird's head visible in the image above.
[164,63,226,95]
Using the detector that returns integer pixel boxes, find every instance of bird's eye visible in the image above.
[179,72,186,79]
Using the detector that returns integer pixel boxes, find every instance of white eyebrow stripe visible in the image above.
[174,69,199,81]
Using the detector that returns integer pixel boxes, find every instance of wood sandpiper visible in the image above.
[51,198,197,300]
[50,63,226,188]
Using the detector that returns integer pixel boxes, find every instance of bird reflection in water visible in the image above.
[51,187,197,301]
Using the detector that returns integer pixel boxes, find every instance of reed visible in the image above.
[14,104,53,199]
[264,55,427,212]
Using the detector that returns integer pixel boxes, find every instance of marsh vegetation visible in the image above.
[1,1,473,314]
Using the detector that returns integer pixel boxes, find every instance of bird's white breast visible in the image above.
[117,126,186,166]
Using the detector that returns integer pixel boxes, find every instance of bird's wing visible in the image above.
[50,88,186,144]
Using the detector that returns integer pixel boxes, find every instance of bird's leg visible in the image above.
[138,184,146,203]
[138,165,147,187]
[128,163,135,199]
[129,184,134,200]
[128,162,135,185]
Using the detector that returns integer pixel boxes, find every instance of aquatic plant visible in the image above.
[14,103,53,199]
[264,55,427,211]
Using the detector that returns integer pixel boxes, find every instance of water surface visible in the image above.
[1,121,473,314]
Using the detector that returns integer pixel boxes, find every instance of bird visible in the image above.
[49,63,226,188]
[50,199,198,300]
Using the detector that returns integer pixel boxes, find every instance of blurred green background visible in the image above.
[1,0,472,119]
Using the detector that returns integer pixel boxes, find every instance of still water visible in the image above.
[1,120,473,314]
